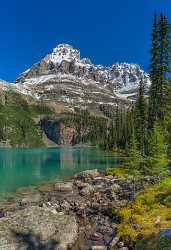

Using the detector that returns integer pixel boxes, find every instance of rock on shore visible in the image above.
[0,206,78,250]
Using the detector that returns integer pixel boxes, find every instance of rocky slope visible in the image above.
[13,44,150,109]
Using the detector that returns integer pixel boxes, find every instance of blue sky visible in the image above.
[0,0,171,81]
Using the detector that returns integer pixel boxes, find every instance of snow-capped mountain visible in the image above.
[14,44,150,108]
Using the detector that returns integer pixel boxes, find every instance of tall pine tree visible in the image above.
[135,79,147,155]
[158,13,171,123]
[148,12,171,128]
[148,12,160,128]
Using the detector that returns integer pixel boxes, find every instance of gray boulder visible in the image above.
[54,182,73,193]
[0,206,78,250]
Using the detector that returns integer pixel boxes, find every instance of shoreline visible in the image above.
[0,144,97,149]
[0,146,120,199]
[0,169,161,250]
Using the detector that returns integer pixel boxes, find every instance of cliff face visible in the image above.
[59,123,77,145]
[40,110,107,146]
[41,119,77,145]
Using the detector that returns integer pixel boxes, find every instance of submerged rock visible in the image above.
[20,192,41,205]
[54,182,73,193]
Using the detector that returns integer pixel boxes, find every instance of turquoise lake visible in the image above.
[0,147,119,195]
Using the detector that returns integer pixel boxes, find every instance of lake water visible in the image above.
[0,147,119,195]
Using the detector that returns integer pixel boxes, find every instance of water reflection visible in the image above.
[0,147,119,194]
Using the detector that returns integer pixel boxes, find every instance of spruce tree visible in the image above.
[148,12,160,128]
[135,79,147,155]
[124,129,143,198]
[146,123,168,175]
[124,129,143,175]
[148,13,171,127]
[158,13,171,123]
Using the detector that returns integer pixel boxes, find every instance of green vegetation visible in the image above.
[0,91,53,147]
[117,177,171,250]
[148,13,171,127]
[29,103,53,117]
[134,80,147,156]
[106,167,127,178]
[145,124,169,175]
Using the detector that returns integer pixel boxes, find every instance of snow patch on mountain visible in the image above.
[47,44,80,65]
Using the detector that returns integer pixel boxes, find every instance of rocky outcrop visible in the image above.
[40,119,77,145]
[40,114,97,146]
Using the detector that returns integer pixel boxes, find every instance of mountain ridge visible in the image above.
[2,44,151,109]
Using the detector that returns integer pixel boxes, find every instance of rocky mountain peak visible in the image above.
[13,43,151,109]
[46,44,81,65]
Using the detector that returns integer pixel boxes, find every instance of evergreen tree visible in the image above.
[135,79,147,155]
[126,107,135,150]
[124,129,143,175]
[148,12,160,128]
[148,13,171,127]
[146,123,168,175]
[158,13,171,123]
[124,129,143,198]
